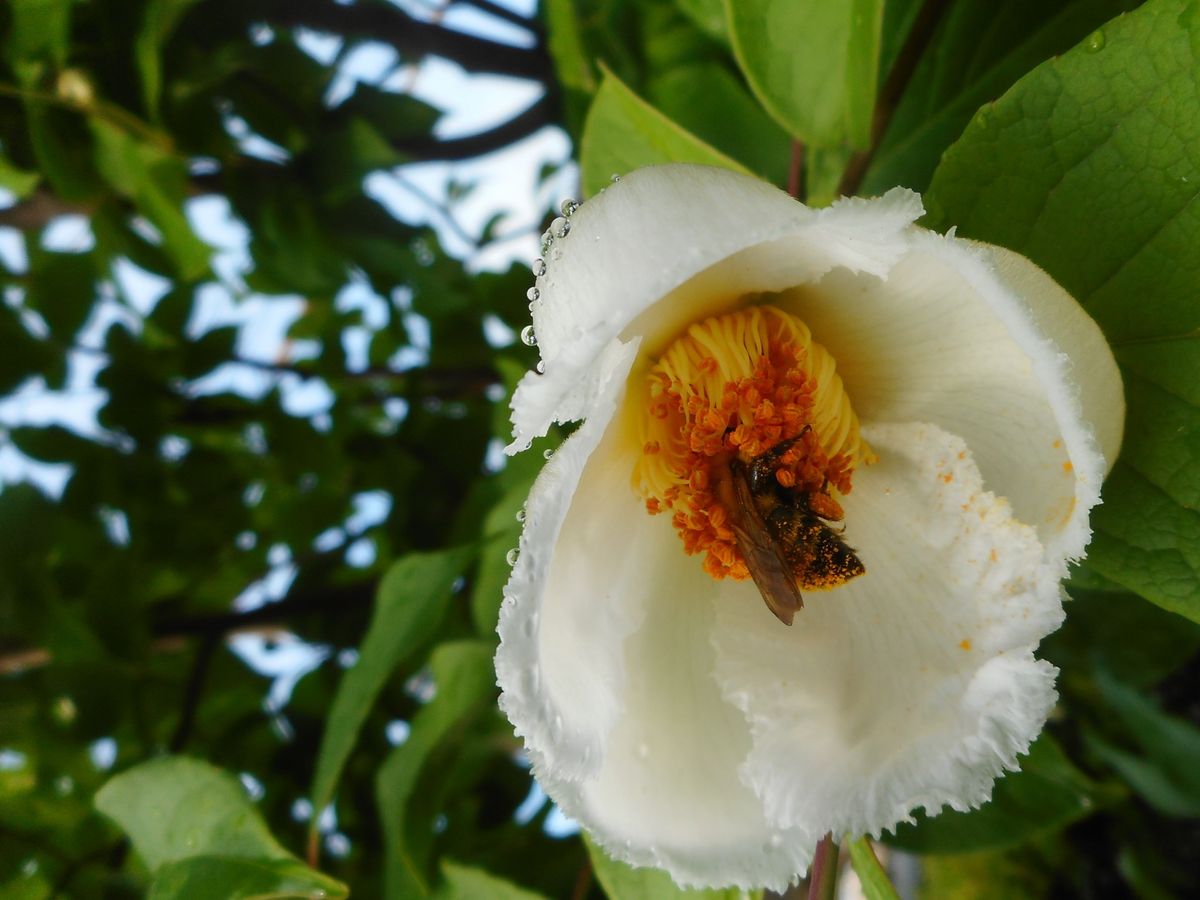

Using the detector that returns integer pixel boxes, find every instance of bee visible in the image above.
[713,433,865,626]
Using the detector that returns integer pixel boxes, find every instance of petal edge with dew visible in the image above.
[495,164,1123,891]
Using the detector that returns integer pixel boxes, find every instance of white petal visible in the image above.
[509,165,923,451]
[712,422,1064,840]
[500,339,815,891]
[497,339,642,781]
[778,231,1121,566]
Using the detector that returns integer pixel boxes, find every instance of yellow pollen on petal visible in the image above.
[632,305,871,581]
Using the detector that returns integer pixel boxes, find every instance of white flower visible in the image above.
[495,165,1123,890]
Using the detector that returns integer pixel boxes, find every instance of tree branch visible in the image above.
[268,0,551,82]
[0,189,93,231]
[395,92,556,161]
[838,0,952,197]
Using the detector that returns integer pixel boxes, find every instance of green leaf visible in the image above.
[647,63,792,185]
[864,0,1139,195]
[148,856,348,900]
[436,860,549,900]
[845,837,900,900]
[1044,588,1200,688]
[470,481,529,636]
[3,0,72,68]
[377,641,498,899]
[725,0,883,148]
[925,0,1200,623]
[584,834,760,899]
[579,69,752,198]
[24,249,97,339]
[1087,671,1200,816]
[309,547,472,843]
[136,0,202,118]
[95,757,292,870]
[883,734,1114,854]
[89,120,210,279]
[0,154,41,198]
[675,0,729,43]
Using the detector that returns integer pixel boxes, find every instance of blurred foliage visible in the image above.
[0,0,1197,898]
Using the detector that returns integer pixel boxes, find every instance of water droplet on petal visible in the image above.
[506,548,520,566]
[535,360,545,375]
[610,173,621,183]
[515,507,526,523]
[520,325,537,346]
[560,198,579,217]
[1085,29,1105,51]
[542,448,554,460]
[551,216,570,239]
[532,257,546,276]
[526,286,540,302]
[541,231,554,253]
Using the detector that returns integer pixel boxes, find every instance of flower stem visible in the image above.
[787,140,807,201]
[807,833,839,900]
[846,836,901,900]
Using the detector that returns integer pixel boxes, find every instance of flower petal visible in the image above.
[500,339,816,891]
[509,165,923,451]
[712,421,1064,840]
[497,339,643,781]
[777,231,1121,566]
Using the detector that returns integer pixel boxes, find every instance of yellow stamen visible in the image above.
[633,305,871,581]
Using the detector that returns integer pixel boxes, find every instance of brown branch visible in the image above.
[838,0,953,197]
[267,0,551,82]
[395,92,556,161]
[0,189,93,231]
[168,633,221,753]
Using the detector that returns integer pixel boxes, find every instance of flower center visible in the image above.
[633,305,871,584]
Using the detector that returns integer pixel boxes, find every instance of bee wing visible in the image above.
[726,464,804,626]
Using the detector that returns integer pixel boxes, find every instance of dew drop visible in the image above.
[520,325,537,346]
[610,173,621,183]
[532,257,546,276]
[526,286,540,302]
[505,547,520,566]
[551,216,570,239]
[1085,29,1105,51]
[535,360,546,375]
[515,507,526,523]
[541,230,554,253]
[560,198,579,217]
[542,448,554,460]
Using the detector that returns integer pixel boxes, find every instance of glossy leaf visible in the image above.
[436,860,550,900]
[579,69,752,198]
[376,640,498,899]
[95,756,292,869]
[584,834,760,900]
[148,856,348,900]
[726,0,883,148]
[926,0,1200,623]
[309,547,473,843]
[883,735,1115,854]
[864,0,1139,195]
